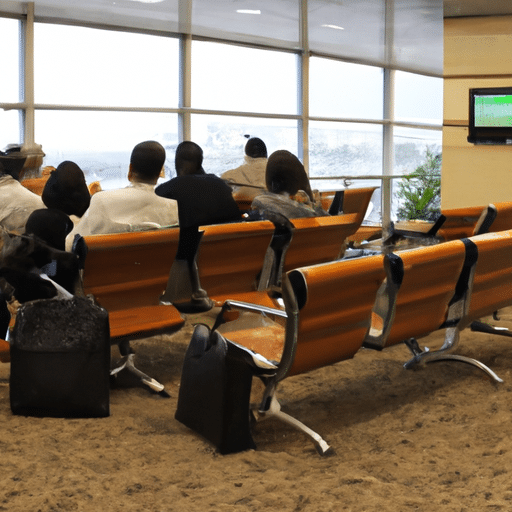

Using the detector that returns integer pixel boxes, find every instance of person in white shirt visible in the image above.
[0,160,45,234]
[221,137,268,201]
[65,141,178,250]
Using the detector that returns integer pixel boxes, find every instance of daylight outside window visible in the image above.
[36,111,179,189]
[192,41,297,115]
[34,23,179,108]
[394,70,443,125]
[191,114,298,175]
[309,57,384,120]
[309,121,383,191]
[0,18,20,106]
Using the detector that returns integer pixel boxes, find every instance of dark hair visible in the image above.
[175,141,205,176]
[265,150,313,200]
[245,137,267,159]
[25,208,74,251]
[130,140,166,181]
[42,160,91,217]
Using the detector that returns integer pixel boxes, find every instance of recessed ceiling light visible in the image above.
[321,24,344,30]
[236,9,261,14]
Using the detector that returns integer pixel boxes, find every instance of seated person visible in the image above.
[221,137,268,201]
[251,150,328,221]
[42,160,91,222]
[0,161,45,234]
[65,140,178,249]
[25,208,74,252]
[156,141,241,229]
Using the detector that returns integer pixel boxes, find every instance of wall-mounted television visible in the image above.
[468,87,512,144]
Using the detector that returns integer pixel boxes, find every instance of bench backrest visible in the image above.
[217,253,388,380]
[465,230,512,322]
[196,220,276,304]
[487,201,512,233]
[281,214,360,275]
[343,186,378,220]
[283,253,387,376]
[377,240,470,348]
[437,205,486,241]
[82,228,180,311]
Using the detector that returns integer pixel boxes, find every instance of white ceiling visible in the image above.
[1,0,509,76]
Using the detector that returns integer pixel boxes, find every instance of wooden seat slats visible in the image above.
[282,213,360,273]
[286,254,387,376]
[201,227,512,453]
[196,220,277,307]
[466,230,512,321]
[81,227,184,337]
[380,240,468,347]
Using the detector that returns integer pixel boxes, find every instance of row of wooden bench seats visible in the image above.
[77,209,366,393]
[393,200,512,242]
[176,228,512,454]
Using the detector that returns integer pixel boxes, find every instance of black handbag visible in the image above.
[175,323,256,454]
[9,296,110,418]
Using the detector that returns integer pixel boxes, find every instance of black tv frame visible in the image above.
[467,86,512,145]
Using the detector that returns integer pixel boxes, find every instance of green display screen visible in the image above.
[474,94,512,127]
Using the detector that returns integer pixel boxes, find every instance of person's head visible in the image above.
[174,141,205,177]
[245,137,267,159]
[129,140,166,184]
[265,150,313,200]
[42,161,91,217]
[24,208,74,251]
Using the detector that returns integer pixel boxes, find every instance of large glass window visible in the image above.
[192,41,297,115]
[34,24,179,108]
[394,71,443,125]
[36,111,178,189]
[0,18,20,104]
[191,114,297,175]
[309,121,383,191]
[309,58,384,119]
[392,126,442,220]
[0,110,21,150]
[394,126,442,175]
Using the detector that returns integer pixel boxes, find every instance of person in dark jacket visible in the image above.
[156,141,241,229]
[156,141,242,313]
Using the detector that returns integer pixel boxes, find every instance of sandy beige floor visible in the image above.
[1,307,512,511]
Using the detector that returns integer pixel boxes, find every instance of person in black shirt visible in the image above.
[156,141,241,228]
[156,141,241,312]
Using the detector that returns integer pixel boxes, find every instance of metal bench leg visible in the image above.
[111,353,170,397]
[470,319,512,338]
[254,395,334,456]
[403,327,503,383]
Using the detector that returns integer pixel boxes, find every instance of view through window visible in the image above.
[1,15,443,220]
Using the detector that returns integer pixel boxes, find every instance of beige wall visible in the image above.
[442,16,512,209]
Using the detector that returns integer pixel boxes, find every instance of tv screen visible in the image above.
[468,87,512,144]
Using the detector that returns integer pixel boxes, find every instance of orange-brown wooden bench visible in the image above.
[80,228,184,395]
[175,252,390,454]
[363,229,512,381]
[259,213,361,291]
[176,227,512,453]
[159,220,280,310]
